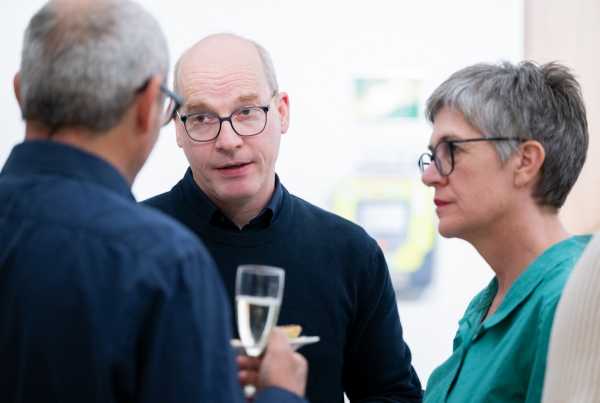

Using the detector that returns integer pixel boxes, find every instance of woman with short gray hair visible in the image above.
[418,61,590,403]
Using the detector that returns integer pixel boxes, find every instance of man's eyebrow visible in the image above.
[184,99,215,113]
[236,93,261,104]
[184,93,262,114]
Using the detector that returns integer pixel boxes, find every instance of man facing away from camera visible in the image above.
[0,1,307,402]
[144,33,423,403]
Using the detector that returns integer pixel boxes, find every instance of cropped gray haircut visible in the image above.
[174,33,279,94]
[426,61,588,209]
[19,0,169,133]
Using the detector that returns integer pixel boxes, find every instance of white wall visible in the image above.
[2,0,523,384]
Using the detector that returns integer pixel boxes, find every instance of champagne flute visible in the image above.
[236,265,285,356]
[235,265,285,398]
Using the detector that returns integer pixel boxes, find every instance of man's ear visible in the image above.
[276,91,290,134]
[175,124,185,148]
[14,72,22,108]
[135,75,162,135]
[514,140,545,187]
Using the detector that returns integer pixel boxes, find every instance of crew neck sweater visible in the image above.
[144,169,422,403]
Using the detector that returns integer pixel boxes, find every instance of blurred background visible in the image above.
[2,0,599,386]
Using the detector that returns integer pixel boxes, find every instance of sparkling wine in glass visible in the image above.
[235,265,285,357]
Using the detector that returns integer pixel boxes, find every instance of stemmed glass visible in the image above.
[235,265,285,398]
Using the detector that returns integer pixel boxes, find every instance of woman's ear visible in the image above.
[514,140,545,187]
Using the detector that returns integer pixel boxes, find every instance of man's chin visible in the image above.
[215,185,257,204]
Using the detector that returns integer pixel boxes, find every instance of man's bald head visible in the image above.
[174,33,279,96]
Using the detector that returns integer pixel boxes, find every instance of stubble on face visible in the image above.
[175,35,284,215]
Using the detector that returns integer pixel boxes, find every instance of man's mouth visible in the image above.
[216,161,252,175]
[218,161,249,169]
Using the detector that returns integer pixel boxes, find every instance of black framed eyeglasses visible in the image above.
[176,94,277,143]
[134,80,182,127]
[418,137,525,177]
[160,84,183,127]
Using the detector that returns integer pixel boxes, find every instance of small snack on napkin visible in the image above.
[279,324,302,339]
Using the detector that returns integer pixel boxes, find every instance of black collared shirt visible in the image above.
[190,170,283,231]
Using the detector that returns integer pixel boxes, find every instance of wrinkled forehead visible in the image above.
[176,39,271,108]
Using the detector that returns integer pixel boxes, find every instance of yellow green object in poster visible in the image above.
[331,174,436,299]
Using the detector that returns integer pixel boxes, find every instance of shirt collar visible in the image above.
[2,140,133,200]
[182,167,283,231]
[465,235,591,330]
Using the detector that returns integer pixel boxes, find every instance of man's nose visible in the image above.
[215,120,243,150]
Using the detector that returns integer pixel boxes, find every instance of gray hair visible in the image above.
[174,33,279,94]
[425,61,588,209]
[254,40,279,94]
[19,0,169,133]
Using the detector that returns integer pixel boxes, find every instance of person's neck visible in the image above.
[198,175,276,230]
[24,121,136,184]
[467,204,570,298]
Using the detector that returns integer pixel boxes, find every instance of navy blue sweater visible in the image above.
[145,169,423,403]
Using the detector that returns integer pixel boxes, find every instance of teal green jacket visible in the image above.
[425,235,591,403]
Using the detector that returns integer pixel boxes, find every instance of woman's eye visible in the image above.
[449,143,462,153]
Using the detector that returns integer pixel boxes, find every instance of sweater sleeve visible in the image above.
[256,387,309,403]
[343,239,423,403]
[542,234,600,403]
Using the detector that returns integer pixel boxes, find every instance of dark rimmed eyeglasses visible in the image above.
[175,93,278,143]
[418,137,526,177]
[134,79,183,127]
[160,84,183,127]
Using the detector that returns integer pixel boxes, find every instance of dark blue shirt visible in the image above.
[204,172,283,230]
[0,140,305,403]
[145,169,423,403]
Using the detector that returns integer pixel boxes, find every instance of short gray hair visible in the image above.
[19,0,169,133]
[426,61,588,209]
[253,40,279,94]
[174,33,279,95]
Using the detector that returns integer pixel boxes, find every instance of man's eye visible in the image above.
[235,107,261,120]
[191,114,217,124]
[238,107,255,116]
